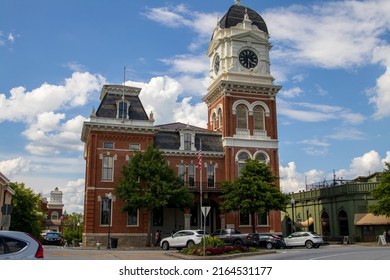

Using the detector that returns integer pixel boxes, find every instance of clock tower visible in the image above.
[204,1,281,182]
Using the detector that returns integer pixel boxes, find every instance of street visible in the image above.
[43,244,390,260]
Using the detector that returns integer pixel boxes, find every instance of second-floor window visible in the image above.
[207,164,215,188]
[236,104,248,129]
[102,156,113,181]
[178,164,185,185]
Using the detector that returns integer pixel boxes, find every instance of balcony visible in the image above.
[183,181,223,192]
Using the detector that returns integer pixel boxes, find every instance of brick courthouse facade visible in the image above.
[81,2,283,247]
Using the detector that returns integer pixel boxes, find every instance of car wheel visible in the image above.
[305,240,314,249]
[266,242,273,250]
[162,241,170,250]
[187,240,195,248]
[234,239,243,246]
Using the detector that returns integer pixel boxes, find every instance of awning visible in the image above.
[354,213,390,225]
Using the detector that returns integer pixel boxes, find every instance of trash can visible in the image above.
[110,238,118,248]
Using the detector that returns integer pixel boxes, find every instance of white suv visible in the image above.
[160,230,205,250]
[284,231,324,249]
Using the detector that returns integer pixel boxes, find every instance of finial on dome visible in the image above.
[234,0,241,5]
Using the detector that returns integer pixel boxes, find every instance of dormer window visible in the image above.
[179,128,196,151]
[116,98,130,120]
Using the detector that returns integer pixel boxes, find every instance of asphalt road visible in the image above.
[44,244,390,260]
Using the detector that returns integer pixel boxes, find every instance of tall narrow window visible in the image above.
[218,108,223,128]
[212,113,217,130]
[100,197,111,225]
[184,133,191,150]
[102,156,113,181]
[207,164,215,188]
[118,101,128,119]
[253,106,265,130]
[236,104,248,129]
[188,164,195,187]
[178,164,185,185]
[238,152,249,176]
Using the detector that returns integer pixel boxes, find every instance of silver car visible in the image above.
[0,230,44,259]
[160,230,206,250]
[284,231,324,249]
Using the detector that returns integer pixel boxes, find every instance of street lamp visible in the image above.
[105,192,113,249]
[290,198,295,233]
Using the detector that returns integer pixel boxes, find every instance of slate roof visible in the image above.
[219,3,268,34]
[95,85,149,121]
[154,122,223,153]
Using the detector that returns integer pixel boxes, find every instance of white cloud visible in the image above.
[130,76,207,127]
[62,179,85,214]
[143,5,220,51]
[265,0,390,69]
[0,157,33,177]
[370,45,390,119]
[278,100,366,124]
[279,87,303,98]
[281,149,389,194]
[0,72,105,123]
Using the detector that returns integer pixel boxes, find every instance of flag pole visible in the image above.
[198,139,202,231]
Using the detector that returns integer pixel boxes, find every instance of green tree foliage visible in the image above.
[9,182,43,238]
[220,159,290,233]
[116,144,194,246]
[368,162,390,217]
[62,212,84,246]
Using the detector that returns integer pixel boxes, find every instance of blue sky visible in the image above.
[1,0,390,213]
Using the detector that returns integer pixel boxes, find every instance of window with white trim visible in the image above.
[236,104,248,129]
[188,164,195,187]
[178,164,185,186]
[207,164,215,188]
[253,105,265,130]
[237,152,249,176]
[102,156,114,181]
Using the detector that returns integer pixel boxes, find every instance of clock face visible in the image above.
[214,55,220,74]
[239,49,258,69]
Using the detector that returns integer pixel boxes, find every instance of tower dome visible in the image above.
[219,1,268,34]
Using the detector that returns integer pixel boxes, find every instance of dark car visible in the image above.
[254,233,286,249]
[43,232,65,246]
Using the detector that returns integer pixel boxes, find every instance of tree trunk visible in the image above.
[251,212,256,233]
[146,210,153,247]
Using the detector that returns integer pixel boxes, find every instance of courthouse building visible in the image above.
[81,1,283,247]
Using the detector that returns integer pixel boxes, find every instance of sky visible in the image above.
[1,0,390,214]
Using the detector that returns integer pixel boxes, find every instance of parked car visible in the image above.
[43,232,65,246]
[255,233,286,249]
[211,228,252,246]
[284,231,324,249]
[0,230,44,259]
[160,230,206,250]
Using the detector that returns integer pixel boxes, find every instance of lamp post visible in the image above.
[105,192,113,249]
[290,198,295,233]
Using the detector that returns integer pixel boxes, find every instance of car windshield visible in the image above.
[46,233,60,238]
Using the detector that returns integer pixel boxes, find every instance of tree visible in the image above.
[62,212,84,246]
[9,182,44,238]
[368,162,390,217]
[220,159,290,233]
[116,144,194,246]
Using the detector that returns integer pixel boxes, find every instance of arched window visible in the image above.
[207,164,215,188]
[178,164,185,186]
[255,152,267,163]
[51,211,59,220]
[212,113,217,130]
[238,152,250,175]
[218,108,223,129]
[236,104,248,129]
[338,210,349,236]
[253,105,265,130]
[188,164,195,187]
